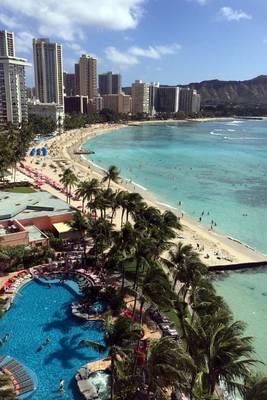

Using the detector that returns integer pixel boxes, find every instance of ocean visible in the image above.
[83,119,267,368]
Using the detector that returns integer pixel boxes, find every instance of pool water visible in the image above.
[89,301,108,314]
[88,371,110,400]
[0,281,108,400]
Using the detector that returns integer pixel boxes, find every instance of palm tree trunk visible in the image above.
[121,208,125,227]
[110,353,115,400]
[108,177,111,189]
[121,264,125,292]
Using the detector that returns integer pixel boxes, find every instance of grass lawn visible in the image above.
[3,186,36,193]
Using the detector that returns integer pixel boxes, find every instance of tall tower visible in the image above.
[78,54,97,100]
[99,71,121,95]
[131,80,150,114]
[0,30,15,57]
[33,38,64,106]
[0,30,30,125]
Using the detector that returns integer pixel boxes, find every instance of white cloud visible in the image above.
[1,0,145,42]
[0,13,21,29]
[195,0,208,4]
[219,6,252,21]
[105,47,139,66]
[105,43,181,66]
[66,42,87,56]
[129,44,181,59]
[15,31,34,54]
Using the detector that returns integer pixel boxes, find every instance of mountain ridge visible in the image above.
[181,75,267,105]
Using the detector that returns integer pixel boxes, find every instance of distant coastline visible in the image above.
[34,119,267,269]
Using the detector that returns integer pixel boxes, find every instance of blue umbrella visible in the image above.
[42,147,47,156]
[30,148,35,156]
[36,148,41,156]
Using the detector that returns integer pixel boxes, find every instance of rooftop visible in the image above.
[0,191,75,221]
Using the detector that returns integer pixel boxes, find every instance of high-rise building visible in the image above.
[64,96,88,114]
[78,54,97,100]
[0,30,30,125]
[131,80,150,114]
[112,74,121,94]
[75,63,80,95]
[103,93,131,114]
[99,71,122,95]
[33,38,64,106]
[179,88,201,114]
[0,31,15,57]
[192,91,201,113]
[156,86,180,113]
[63,72,76,96]
[149,82,160,115]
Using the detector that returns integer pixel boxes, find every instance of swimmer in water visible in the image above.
[59,379,65,392]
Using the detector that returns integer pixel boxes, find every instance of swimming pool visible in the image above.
[0,281,108,400]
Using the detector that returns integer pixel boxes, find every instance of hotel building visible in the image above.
[131,80,150,114]
[99,71,121,95]
[78,54,97,100]
[0,30,30,125]
[33,38,64,106]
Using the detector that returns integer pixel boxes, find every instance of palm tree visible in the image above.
[162,210,182,230]
[0,373,17,400]
[75,181,89,212]
[108,222,138,290]
[241,373,267,400]
[168,242,207,296]
[81,315,141,400]
[60,168,77,203]
[184,315,257,398]
[145,336,195,399]
[68,211,89,262]
[102,165,120,188]
[87,218,113,267]
[115,190,128,226]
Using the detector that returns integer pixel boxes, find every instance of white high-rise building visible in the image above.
[131,80,150,114]
[0,30,30,125]
[33,38,64,106]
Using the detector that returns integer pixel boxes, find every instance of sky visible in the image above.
[0,0,267,87]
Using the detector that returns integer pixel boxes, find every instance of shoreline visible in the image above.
[30,120,267,267]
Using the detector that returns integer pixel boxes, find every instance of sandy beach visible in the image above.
[24,121,267,267]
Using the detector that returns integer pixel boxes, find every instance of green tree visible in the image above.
[102,165,121,189]
[81,315,141,400]
[241,373,267,400]
[60,168,77,203]
[145,337,195,399]
[168,242,207,295]
[0,373,17,400]
[68,211,89,261]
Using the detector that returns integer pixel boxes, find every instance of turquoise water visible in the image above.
[215,270,267,372]
[83,119,267,367]
[84,120,267,254]
[0,281,107,399]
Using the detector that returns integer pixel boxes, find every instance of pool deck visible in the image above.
[86,358,111,373]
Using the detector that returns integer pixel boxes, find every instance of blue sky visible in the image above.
[0,0,266,87]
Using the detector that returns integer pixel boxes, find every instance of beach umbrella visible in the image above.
[42,147,47,156]
[30,148,35,156]
[36,148,41,156]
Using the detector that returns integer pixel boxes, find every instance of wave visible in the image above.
[131,181,147,191]
[210,131,224,136]
[226,120,244,125]
[157,202,178,211]
[223,136,261,140]
[227,129,236,132]
[81,156,106,172]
